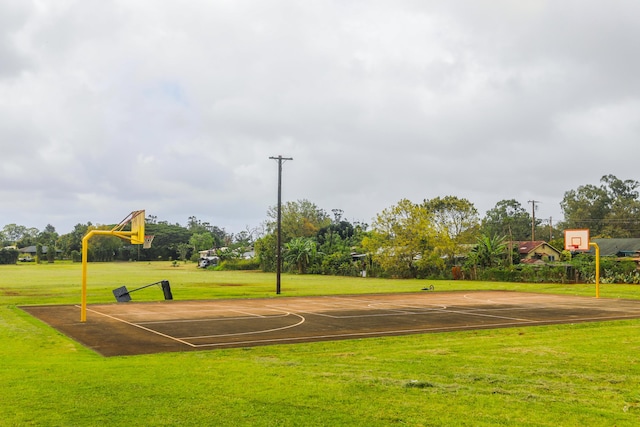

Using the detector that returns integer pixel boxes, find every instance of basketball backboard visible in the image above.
[130,210,145,245]
[564,229,590,251]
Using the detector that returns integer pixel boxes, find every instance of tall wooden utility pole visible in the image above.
[528,200,539,241]
[269,155,293,294]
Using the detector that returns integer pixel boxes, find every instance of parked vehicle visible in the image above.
[198,256,219,268]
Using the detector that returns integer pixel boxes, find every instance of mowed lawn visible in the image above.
[2,262,640,426]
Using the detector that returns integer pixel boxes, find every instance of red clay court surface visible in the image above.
[21,291,640,357]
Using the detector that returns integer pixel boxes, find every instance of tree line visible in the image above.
[0,216,252,264]
[2,174,640,281]
[252,174,640,281]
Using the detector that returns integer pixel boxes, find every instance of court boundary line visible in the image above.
[185,312,640,348]
[83,305,197,348]
[19,291,640,356]
[178,313,306,340]
[82,294,640,350]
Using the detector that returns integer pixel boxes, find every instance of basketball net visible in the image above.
[143,235,155,249]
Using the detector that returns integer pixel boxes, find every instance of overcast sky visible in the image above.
[2,1,639,235]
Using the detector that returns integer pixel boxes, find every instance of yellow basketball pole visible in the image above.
[80,210,145,322]
[589,242,600,298]
[81,229,138,322]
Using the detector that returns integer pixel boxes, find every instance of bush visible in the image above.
[478,267,522,282]
[71,250,82,263]
[0,249,19,264]
[475,264,573,283]
[319,252,359,276]
[214,258,260,271]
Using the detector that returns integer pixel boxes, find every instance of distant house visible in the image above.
[511,241,562,263]
[588,238,640,258]
[18,246,62,257]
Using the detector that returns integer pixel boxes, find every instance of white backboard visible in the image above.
[564,229,590,251]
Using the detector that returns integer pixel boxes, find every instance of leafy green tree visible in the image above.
[35,243,43,264]
[601,174,639,200]
[85,225,123,262]
[424,196,479,240]
[284,237,317,274]
[57,223,91,258]
[187,216,228,247]
[176,243,192,262]
[363,199,441,278]
[316,221,355,252]
[600,175,640,237]
[46,245,56,263]
[255,233,277,272]
[482,200,532,241]
[143,222,192,260]
[210,226,228,247]
[267,199,331,242]
[7,226,39,248]
[38,224,58,244]
[561,175,640,238]
[561,184,610,236]
[423,196,479,266]
[189,233,214,252]
[0,248,19,264]
[2,224,27,245]
[38,224,58,263]
[234,229,255,246]
[187,216,206,232]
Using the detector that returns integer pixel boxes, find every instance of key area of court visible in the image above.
[21,291,640,357]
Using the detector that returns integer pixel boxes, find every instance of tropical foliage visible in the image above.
[284,237,317,274]
[561,174,640,237]
[4,174,640,283]
[362,199,440,278]
[471,234,507,268]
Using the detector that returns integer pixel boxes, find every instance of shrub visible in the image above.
[71,250,82,263]
[0,249,19,264]
[319,252,354,276]
[214,258,260,271]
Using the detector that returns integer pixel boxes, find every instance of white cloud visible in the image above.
[1,1,639,234]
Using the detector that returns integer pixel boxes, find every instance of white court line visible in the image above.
[138,312,291,325]
[267,303,533,322]
[83,294,640,351]
[306,311,430,319]
[188,312,640,348]
[338,304,536,322]
[230,309,269,318]
[179,312,306,340]
[367,302,449,310]
[463,294,501,304]
[83,306,197,348]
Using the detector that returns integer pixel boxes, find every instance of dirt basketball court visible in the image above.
[21,291,640,357]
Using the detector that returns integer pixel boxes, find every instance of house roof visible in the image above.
[520,258,546,265]
[589,238,640,257]
[512,241,561,255]
[18,245,61,254]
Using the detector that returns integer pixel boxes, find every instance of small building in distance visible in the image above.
[512,241,562,263]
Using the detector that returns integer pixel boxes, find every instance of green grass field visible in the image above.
[2,262,640,426]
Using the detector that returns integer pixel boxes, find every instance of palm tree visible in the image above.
[473,234,506,268]
[284,237,317,274]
